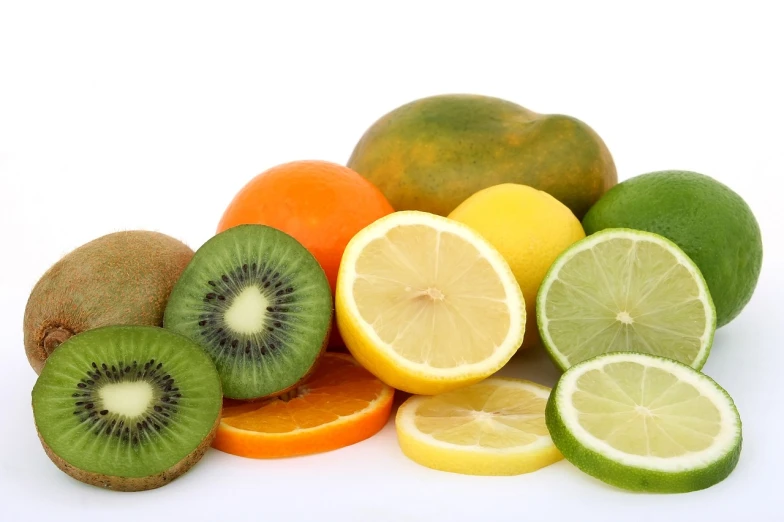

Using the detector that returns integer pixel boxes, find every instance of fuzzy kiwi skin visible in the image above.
[35,409,221,492]
[23,231,194,374]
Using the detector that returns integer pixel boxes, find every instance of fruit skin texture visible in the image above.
[347,93,617,220]
[216,160,394,348]
[23,231,194,374]
[545,352,742,493]
[582,170,763,327]
[449,183,585,349]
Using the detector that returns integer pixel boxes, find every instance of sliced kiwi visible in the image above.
[31,326,222,492]
[163,224,333,400]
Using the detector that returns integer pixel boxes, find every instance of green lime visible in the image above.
[582,170,762,327]
[537,228,715,370]
[545,351,742,493]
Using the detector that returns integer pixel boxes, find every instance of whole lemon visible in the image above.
[448,184,585,349]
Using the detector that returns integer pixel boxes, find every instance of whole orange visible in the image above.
[216,160,395,347]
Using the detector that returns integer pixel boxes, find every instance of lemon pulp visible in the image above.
[336,211,525,395]
[396,378,563,475]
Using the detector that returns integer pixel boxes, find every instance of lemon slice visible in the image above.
[396,377,563,475]
[335,211,525,395]
[546,352,742,493]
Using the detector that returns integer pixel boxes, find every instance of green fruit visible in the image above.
[582,170,763,327]
[537,228,716,371]
[23,231,195,374]
[163,224,333,400]
[32,326,223,492]
[347,93,617,219]
[546,351,742,493]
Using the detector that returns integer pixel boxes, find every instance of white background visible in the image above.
[1,1,782,521]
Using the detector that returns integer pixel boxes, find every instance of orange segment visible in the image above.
[212,353,394,458]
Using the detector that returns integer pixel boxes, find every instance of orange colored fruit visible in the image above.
[212,353,394,458]
[216,160,395,348]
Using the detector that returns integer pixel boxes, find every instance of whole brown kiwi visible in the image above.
[23,231,194,373]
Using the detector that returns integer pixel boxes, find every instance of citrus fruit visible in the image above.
[537,228,715,370]
[347,93,617,219]
[582,170,762,327]
[216,160,395,347]
[396,377,563,475]
[335,210,526,395]
[211,353,394,458]
[546,351,742,493]
[448,183,585,349]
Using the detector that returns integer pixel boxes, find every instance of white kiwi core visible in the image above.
[99,381,154,417]
[224,285,269,334]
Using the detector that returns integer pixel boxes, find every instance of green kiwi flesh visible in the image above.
[24,230,194,374]
[163,224,333,400]
[31,326,222,492]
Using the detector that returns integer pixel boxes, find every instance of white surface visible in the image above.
[1,1,781,521]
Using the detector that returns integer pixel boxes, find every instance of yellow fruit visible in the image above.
[335,211,525,395]
[448,184,585,348]
[396,377,563,475]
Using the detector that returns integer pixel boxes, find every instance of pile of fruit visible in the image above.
[24,94,762,494]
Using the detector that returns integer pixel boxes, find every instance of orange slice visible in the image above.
[212,353,394,458]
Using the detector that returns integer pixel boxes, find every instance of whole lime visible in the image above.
[582,170,762,327]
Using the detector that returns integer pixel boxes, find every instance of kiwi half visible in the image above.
[23,230,194,374]
[31,326,222,492]
[163,224,333,400]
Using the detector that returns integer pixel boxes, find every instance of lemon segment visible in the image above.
[396,377,563,475]
[336,211,525,395]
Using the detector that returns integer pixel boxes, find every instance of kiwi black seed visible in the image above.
[31,326,222,492]
[163,224,333,400]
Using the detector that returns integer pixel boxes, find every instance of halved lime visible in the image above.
[546,352,742,493]
[537,228,716,370]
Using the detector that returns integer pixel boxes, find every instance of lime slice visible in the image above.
[396,377,563,475]
[537,228,716,370]
[336,211,526,395]
[546,352,742,493]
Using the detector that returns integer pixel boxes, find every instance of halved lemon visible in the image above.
[396,377,563,475]
[335,211,526,395]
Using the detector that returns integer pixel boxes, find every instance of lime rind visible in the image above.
[545,351,742,493]
[536,228,717,371]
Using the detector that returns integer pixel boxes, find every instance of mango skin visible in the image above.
[23,231,194,374]
[347,94,617,219]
